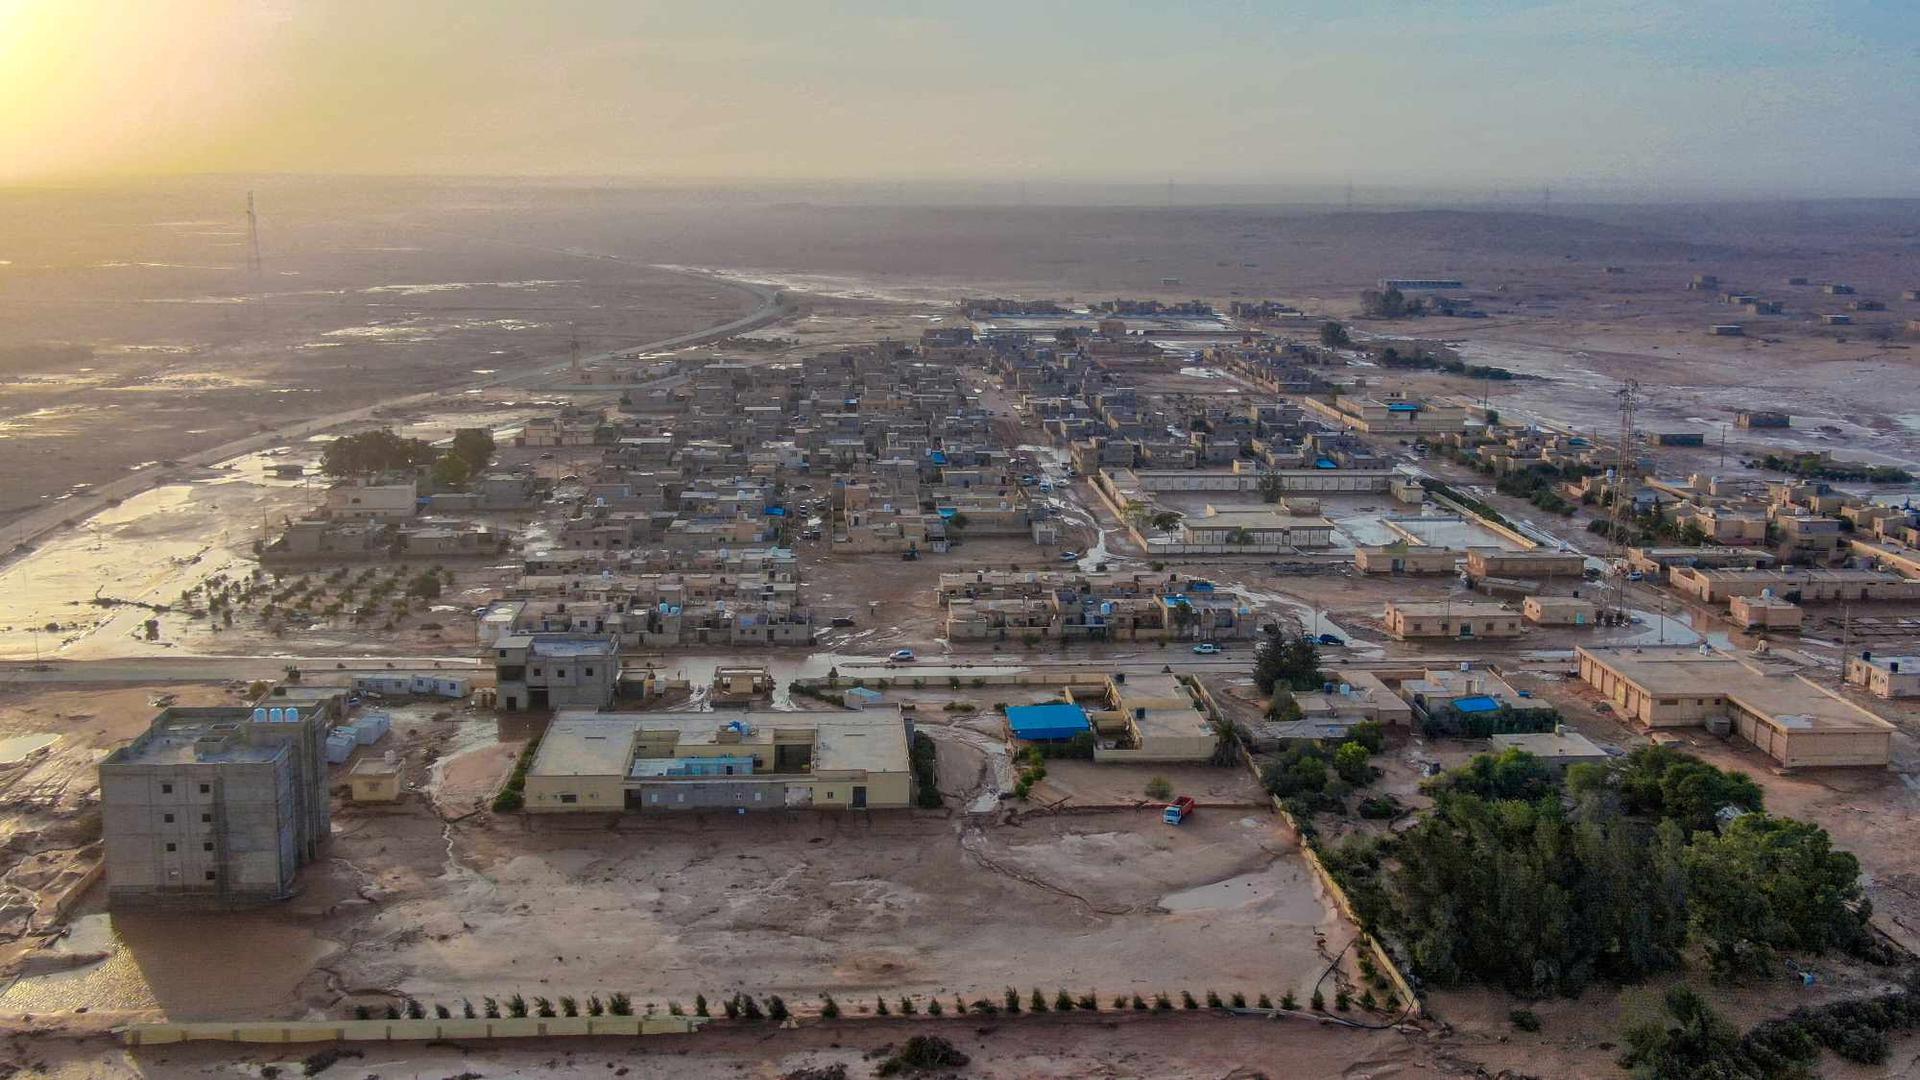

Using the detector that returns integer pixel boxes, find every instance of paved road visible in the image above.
[0,269,784,564]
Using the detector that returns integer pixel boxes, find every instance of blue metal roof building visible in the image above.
[1006,702,1092,741]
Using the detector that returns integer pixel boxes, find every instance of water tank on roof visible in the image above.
[252,708,268,723]
[287,707,299,724]
[269,708,284,723]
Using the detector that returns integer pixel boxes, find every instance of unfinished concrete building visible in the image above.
[100,704,334,908]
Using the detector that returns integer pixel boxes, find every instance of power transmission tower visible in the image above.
[246,191,262,275]
[1605,379,1640,619]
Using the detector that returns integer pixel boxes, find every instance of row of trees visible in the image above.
[1252,627,1324,694]
[321,426,496,490]
[1324,746,1873,998]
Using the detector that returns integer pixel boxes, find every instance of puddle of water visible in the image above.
[1159,859,1324,921]
[0,733,58,764]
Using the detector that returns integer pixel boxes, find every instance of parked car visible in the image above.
[888,649,916,663]
[1058,551,1081,562]
[1315,633,1346,647]
[1163,796,1197,825]
[1191,643,1221,655]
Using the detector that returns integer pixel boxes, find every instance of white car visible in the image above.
[888,649,916,663]
[1191,643,1221,655]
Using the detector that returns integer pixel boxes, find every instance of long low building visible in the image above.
[524,711,912,813]
[1668,567,1920,605]
[1354,544,1459,575]
[1576,645,1893,768]
[1844,652,1920,699]
[1384,600,1523,640]
[1465,548,1588,581]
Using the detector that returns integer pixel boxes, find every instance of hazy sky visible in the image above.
[1,0,1914,195]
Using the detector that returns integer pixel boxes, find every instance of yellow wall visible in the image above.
[524,774,625,812]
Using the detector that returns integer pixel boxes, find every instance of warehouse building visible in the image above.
[1354,544,1459,575]
[100,703,335,908]
[1576,646,1893,768]
[1464,548,1588,581]
[1668,567,1920,606]
[523,711,912,813]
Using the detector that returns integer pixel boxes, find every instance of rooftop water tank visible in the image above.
[251,707,268,723]
[269,707,284,723]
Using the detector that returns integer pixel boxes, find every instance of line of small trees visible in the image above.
[350,985,1383,1022]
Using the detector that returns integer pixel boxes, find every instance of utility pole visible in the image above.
[1605,379,1640,622]
[246,191,262,275]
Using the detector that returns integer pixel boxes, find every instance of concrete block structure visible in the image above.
[1523,596,1596,626]
[1083,672,1216,762]
[100,704,333,908]
[493,634,619,712]
[1669,567,1920,606]
[1490,729,1609,771]
[1844,653,1920,699]
[1728,593,1803,631]
[1576,645,1893,768]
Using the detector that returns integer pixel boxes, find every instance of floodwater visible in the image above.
[1159,856,1325,921]
[0,732,58,764]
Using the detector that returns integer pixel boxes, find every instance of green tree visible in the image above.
[448,427,496,471]
[1150,510,1184,533]
[1319,321,1352,348]
[1333,741,1373,785]
[1686,813,1869,966]
[320,428,436,478]
[429,453,473,491]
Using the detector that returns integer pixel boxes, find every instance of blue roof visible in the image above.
[765,506,787,516]
[1315,457,1339,469]
[1453,695,1502,714]
[1386,402,1421,412]
[1006,702,1091,741]
[927,450,949,464]
[936,507,958,518]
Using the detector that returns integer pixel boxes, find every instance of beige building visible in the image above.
[1304,394,1469,435]
[1384,600,1522,640]
[1354,544,1459,575]
[1084,673,1216,762]
[1523,596,1596,626]
[1728,593,1803,631]
[1843,653,1920,699]
[1489,729,1609,771]
[322,480,419,522]
[1464,548,1588,581]
[347,758,402,803]
[1669,567,1920,605]
[1575,646,1893,768]
[1179,508,1335,548]
[524,711,912,813]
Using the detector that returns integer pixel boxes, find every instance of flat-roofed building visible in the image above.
[523,711,912,813]
[1179,508,1334,548]
[1524,596,1596,626]
[1354,544,1459,575]
[1627,546,1777,581]
[1465,548,1588,581]
[1843,653,1920,699]
[1729,593,1803,631]
[493,634,619,712]
[1384,600,1522,640]
[1304,394,1469,435]
[1087,672,1216,762]
[1669,567,1920,606]
[1490,729,1609,771]
[1576,645,1893,768]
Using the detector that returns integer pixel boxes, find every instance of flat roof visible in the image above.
[1579,646,1895,735]
[1490,730,1608,760]
[1388,601,1514,616]
[529,718,638,777]
[1853,654,1920,672]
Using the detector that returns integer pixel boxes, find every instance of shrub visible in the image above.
[1181,991,1200,1010]
[899,996,915,1015]
[1004,987,1022,1013]
[692,993,706,1017]
[1145,776,1173,801]
[1205,990,1223,1009]
[876,1035,971,1077]
[1055,988,1074,1012]
[506,993,528,1018]
[558,996,578,1017]
[740,994,765,1021]
[1335,990,1350,1012]
[1132,993,1148,1011]
[609,992,632,1016]
[668,1001,684,1016]
[1153,993,1173,1013]
[482,997,500,1019]
[1028,987,1047,1013]
[1310,990,1324,1011]
[926,998,943,1016]
[1359,990,1377,1011]
[533,996,555,1018]
[874,996,888,1016]
[1510,1008,1541,1032]
[1077,992,1098,1011]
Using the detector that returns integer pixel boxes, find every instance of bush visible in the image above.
[876,1035,970,1077]
[1510,1008,1541,1032]
[1205,990,1223,1008]
[1181,991,1199,1010]
[926,998,943,1016]
[1145,776,1173,801]
[1055,988,1074,1012]
[1335,990,1350,1012]
[1310,990,1325,1011]
[820,994,840,1019]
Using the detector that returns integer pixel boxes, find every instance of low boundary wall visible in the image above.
[125,1015,706,1046]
